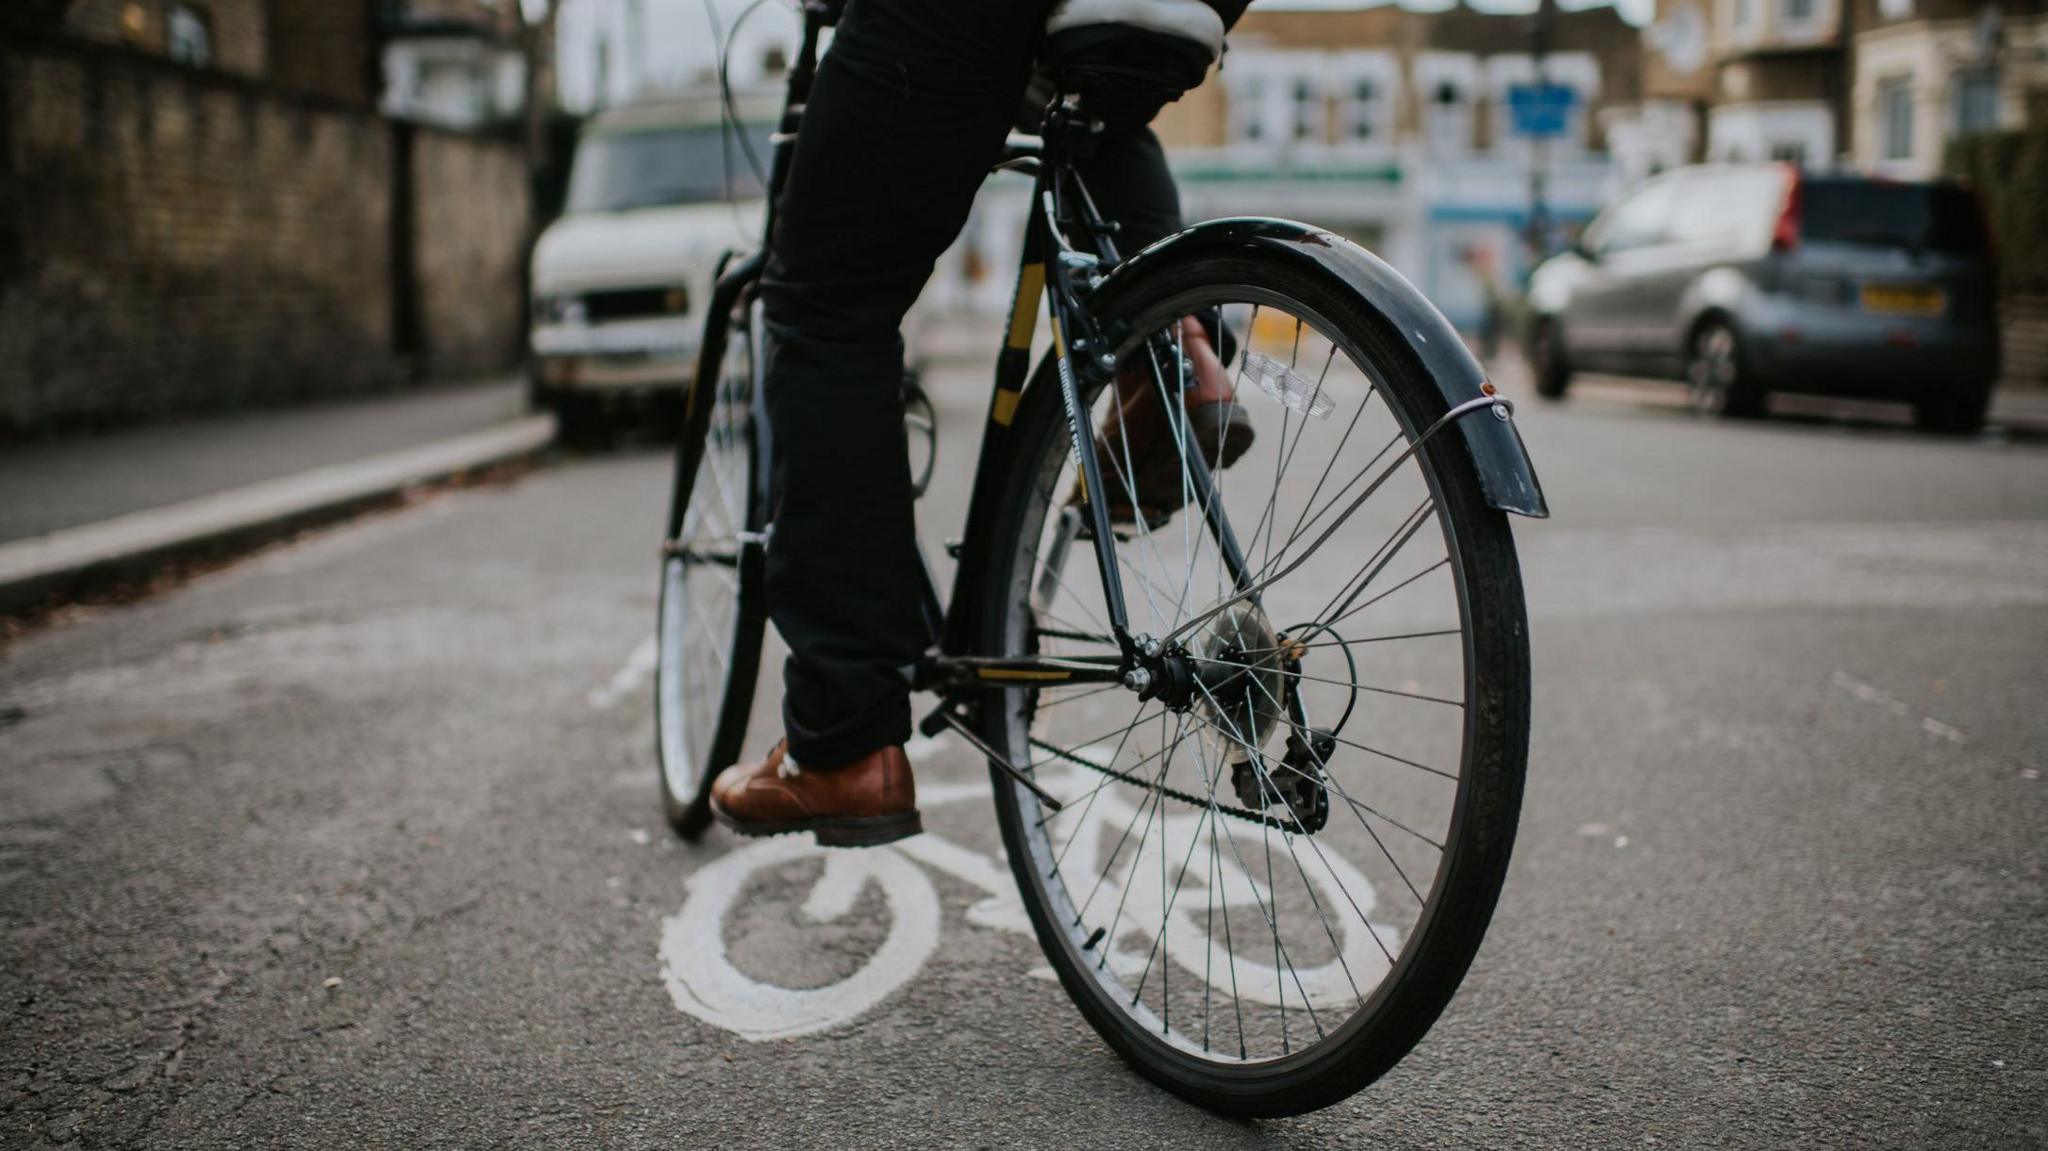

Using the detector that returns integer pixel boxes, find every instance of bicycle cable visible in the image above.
[696,0,793,244]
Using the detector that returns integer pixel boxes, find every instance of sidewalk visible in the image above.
[0,379,553,614]
[1992,388,2048,433]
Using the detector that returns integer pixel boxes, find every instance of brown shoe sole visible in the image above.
[708,797,924,848]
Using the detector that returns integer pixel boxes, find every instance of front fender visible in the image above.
[1097,218,1548,518]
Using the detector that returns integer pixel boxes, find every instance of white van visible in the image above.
[529,93,773,441]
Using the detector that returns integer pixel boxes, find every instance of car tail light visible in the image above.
[1771,165,1802,252]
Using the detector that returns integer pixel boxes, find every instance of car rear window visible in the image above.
[1799,180,1988,253]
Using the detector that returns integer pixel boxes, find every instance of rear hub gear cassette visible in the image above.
[1194,603,1285,767]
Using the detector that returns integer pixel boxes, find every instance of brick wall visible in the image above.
[62,0,271,78]
[410,128,530,378]
[2004,294,2048,390]
[266,0,379,107]
[0,36,529,434]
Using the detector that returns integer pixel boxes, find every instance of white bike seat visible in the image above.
[1045,0,1225,61]
[1042,0,1223,113]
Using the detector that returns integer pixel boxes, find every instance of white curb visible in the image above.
[0,414,556,614]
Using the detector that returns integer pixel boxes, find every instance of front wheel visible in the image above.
[656,300,768,837]
[977,255,1531,1116]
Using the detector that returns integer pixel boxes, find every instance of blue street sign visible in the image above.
[1507,83,1577,138]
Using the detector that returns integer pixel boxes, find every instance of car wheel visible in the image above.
[550,391,612,449]
[1532,318,1571,400]
[1686,321,1764,419]
[1914,384,1990,435]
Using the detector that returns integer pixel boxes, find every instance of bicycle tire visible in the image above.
[657,297,770,838]
[975,250,1530,1116]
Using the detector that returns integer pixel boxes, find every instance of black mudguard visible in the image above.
[1095,217,1549,518]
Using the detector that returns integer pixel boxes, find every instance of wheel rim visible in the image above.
[1688,325,1737,413]
[657,326,753,804]
[994,294,1488,1069]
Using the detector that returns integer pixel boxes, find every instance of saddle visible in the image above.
[1042,0,1227,125]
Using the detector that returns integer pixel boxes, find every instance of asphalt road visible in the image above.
[3,365,2045,1148]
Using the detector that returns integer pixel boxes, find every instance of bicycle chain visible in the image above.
[1026,737,1296,832]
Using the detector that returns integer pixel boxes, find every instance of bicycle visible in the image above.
[654,0,1548,1117]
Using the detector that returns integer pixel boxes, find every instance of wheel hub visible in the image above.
[1179,603,1287,765]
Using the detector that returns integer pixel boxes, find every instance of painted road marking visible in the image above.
[1831,670,1967,745]
[590,637,657,711]
[657,748,1395,1041]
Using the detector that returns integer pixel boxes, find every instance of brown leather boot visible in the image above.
[709,740,921,848]
[1079,314,1256,525]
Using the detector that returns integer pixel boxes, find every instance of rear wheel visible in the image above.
[977,254,1530,1116]
[1685,320,1764,419]
[656,300,768,837]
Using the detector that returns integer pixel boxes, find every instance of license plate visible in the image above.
[1861,283,1946,317]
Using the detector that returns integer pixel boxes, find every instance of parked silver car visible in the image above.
[1526,164,2000,432]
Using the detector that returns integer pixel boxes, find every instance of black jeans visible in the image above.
[758,0,1198,767]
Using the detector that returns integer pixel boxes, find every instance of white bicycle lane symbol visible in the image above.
[659,765,1401,1041]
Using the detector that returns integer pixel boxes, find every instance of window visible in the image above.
[1347,78,1377,141]
[1425,81,1470,153]
[167,3,212,67]
[1665,174,1723,245]
[1799,179,1991,253]
[1291,78,1323,143]
[565,122,775,212]
[1770,141,1807,164]
[1334,70,1392,144]
[1879,76,1913,161]
[1668,167,1785,246]
[1954,70,1999,135]
[1588,178,1679,254]
[1877,0,1911,17]
[1782,0,1815,24]
[1733,0,1755,29]
[1239,77,1267,142]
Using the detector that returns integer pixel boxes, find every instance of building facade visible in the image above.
[1606,0,2045,180]
[929,4,1642,335]
[1851,0,2048,177]
[379,0,526,131]
[1700,0,1849,163]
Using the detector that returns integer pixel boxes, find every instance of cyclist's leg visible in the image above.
[1075,124,1183,256]
[757,0,1046,769]
[1070,120,1253,522]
